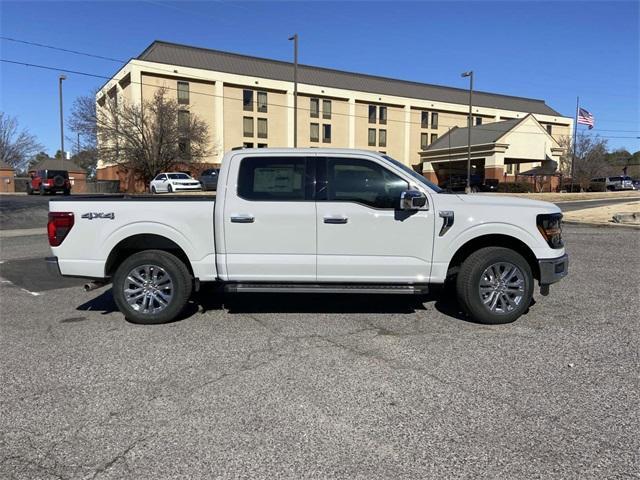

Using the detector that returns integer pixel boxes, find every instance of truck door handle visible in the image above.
[324,216,348,224]
[230,215,254,223]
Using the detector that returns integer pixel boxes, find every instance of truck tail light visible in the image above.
[48,212,74,246]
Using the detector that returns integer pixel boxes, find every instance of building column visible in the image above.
[403,105,411,165]
[287,89,295,147]
[485,152,505,180]
[348,98,356,148]
[422,161,437,183]
[214,80,225,160]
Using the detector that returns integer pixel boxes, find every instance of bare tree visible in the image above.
[75,88,212,187]
[0,112,43,170]
[558,134,609,189]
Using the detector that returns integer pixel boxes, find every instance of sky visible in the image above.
[1,0,638,155]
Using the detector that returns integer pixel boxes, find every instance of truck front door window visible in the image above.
[326,158,408,209]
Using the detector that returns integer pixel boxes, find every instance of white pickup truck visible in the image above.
[47,148,567,325]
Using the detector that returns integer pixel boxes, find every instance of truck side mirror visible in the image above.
[400,190,428,210]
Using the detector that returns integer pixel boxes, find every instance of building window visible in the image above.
[177,81,189,105]
[310,123,319,142]
[420,133,428,150]
[310,98,319,118]
[379,106,387,125]
[257,143,268,148]
[243,116,253,137]
[368,105,377,123]
[178,139,191,159]
[243,89,253,111]
[475,116,483,126]
[322,99,332,119]
[243,142,254,148]
[421,111,429,129]
[322,124,332,143]
[368,128,376,146]
[178,110,190,132]
[430,133,438,143]
[257,91,268,113]
[546,124,552,135]
[379,129,387,147]
[431,112,439,129]
[257,118,268,139]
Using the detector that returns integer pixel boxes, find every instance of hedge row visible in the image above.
[495,182,535,193]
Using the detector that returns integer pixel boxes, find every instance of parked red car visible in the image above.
[27,169,71,195]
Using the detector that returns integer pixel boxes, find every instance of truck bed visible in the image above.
[49,196,217,281]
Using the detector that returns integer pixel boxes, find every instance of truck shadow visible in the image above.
[76,285,473,322]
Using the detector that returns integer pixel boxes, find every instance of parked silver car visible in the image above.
[589,176,635,191]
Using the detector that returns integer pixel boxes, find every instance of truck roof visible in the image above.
[226,147,386,156]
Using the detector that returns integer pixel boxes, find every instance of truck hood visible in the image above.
[456,194,561,213]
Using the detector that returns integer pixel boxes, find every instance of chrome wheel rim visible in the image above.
[124,264,173,314]
[479,262,525,314]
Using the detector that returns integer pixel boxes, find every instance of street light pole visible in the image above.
[461,71,473,193]
[58,74,67,166]
[288,34,298,148]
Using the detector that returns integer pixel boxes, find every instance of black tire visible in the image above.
[167,184,173,194]
[112,250,192,325]
[456,247,533,324]
[151,186,157,194]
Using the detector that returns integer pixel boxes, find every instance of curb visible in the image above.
[563,220,640,230]
[0,227,47,238]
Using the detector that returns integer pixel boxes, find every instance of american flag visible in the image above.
[577,108,594,129]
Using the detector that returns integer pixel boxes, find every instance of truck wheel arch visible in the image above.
[446,234,540,281]
[105,234,194,278]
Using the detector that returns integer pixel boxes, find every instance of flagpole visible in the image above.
[570,96,579,191]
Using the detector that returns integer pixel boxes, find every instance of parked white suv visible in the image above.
[47,148,568,325]
[150,172,201,193]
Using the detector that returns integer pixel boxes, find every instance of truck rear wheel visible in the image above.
[456,247,533,324]
[112,250,192,324]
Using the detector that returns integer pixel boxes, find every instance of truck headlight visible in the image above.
[537,213,564,248]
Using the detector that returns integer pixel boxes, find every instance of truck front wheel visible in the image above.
[456,247,533,324]
[112,250,192,324]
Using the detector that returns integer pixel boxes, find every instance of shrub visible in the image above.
[496,182,534,193]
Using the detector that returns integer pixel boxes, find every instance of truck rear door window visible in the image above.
[238,157,309,201]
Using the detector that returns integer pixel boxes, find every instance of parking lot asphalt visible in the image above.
[1,224,638,479]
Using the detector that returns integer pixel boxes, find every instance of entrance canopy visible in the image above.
[419,114,564,183]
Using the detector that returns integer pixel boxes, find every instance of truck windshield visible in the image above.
[381,155,442,193]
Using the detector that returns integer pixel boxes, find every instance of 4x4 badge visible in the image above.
[81,212,115,220]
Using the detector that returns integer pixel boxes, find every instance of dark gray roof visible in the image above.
[520,160,559,176]
[30,158,85,173]
[137,41,563,117]
[427,118,524,150]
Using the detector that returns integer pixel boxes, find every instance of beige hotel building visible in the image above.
[96,41,572,185]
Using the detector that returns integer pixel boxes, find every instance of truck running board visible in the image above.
[224,283,429,295]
